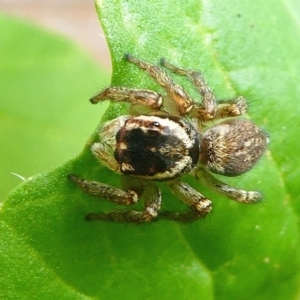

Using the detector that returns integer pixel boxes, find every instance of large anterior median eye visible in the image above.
[150,121,160,127]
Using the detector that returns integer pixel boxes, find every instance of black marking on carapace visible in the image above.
[155,115,200,167]
[114,125,198,178]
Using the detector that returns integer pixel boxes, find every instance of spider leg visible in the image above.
[125,54,194,115]
[68,174,138,205]
[194,168,262,204]
[69,174,161,223]
[159,180,212,222]
[160,59,248,121]
[214,96,247,119]
[160,58,217,121]
[90,86,163,109]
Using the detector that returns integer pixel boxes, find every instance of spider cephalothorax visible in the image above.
[93,115,199,180]
[69,54,268,223]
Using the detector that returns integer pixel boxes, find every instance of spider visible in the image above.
[69,54,269,223]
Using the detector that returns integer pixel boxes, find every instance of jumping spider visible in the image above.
[69,54,268,223]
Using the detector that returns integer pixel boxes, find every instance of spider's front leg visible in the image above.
[160,58,217,120]
[159,180,212,223]
[90,86,163,109]
[69,174,161,223]
[125,54,194,115]
[160,59,247,121]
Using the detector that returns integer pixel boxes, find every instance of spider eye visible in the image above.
[150,121,160,127]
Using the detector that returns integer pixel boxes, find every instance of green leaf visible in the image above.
[2,1,300,299]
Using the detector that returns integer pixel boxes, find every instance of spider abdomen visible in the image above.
[199,119,269,176]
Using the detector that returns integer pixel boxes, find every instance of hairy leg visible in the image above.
[159,180,212,222]
[160,59,247,120]
[194,168,262,204]
[69,174,162,223]
[90,86,163,109]
[160,58,216,120]
[125,54,194,115]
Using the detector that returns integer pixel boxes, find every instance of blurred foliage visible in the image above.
[0,14,109,200]
[1,0,300,299]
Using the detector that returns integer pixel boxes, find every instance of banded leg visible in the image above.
[125,54,194,115]
[68,174,138,205]
[160,59,248,120]
[214,96,247,119]
[194,168,262,204]
[90,87,163,109]
[159,180,212,223]
[69,174,161,223]
[160,58,216,120]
